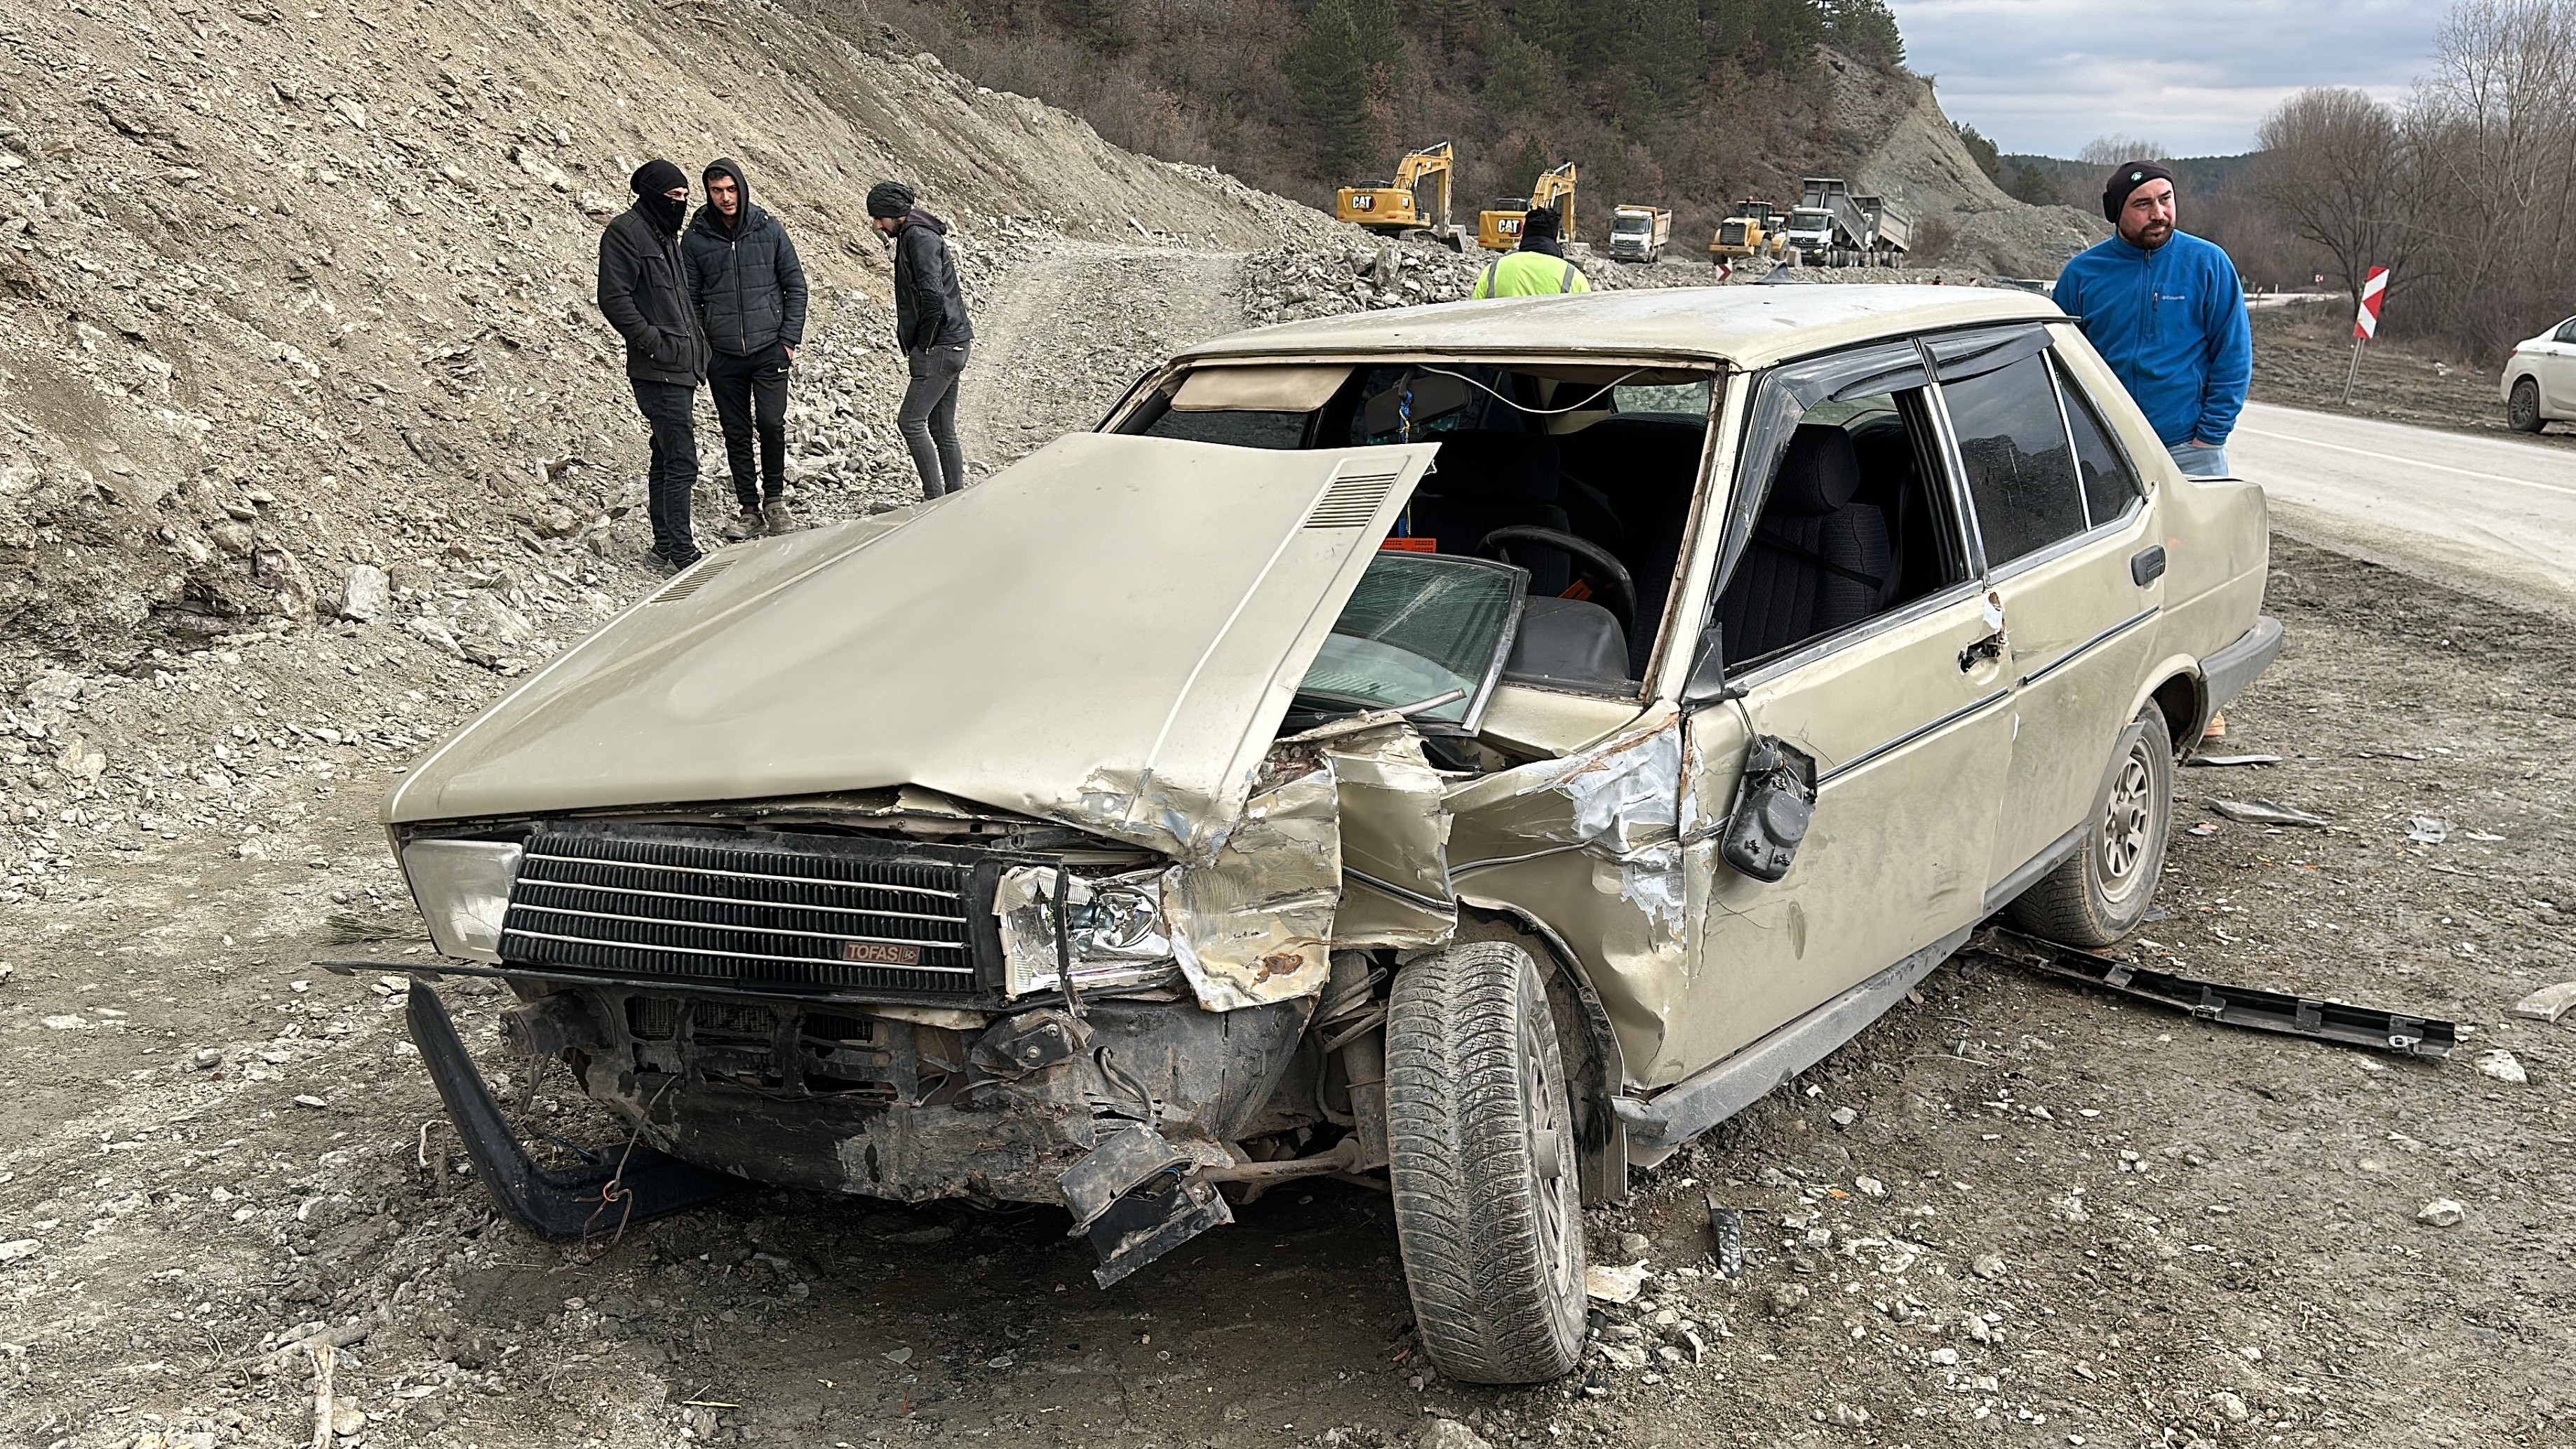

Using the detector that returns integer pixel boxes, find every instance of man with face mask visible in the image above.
[2051,161,2252,480]
[597,159,712,570]
[685,159,807,540]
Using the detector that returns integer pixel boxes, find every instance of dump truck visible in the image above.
[1781,178,1910,267]
[1606,205,1672,262]
[1336,142,1464,250]
[1710,201,1784,262]
[1478,162,1577,252]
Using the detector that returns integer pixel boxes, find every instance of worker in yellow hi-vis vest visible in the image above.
[1471,208,1592,299]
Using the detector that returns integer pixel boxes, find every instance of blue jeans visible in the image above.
[899,343,971,499]
[2167,440,2230,478]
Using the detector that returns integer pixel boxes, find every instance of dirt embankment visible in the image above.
[0,0,1323,697]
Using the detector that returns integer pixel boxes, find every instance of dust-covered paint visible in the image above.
[1167,748,1342,1011]
[1320,723,1456,948]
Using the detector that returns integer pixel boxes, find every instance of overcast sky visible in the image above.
[1891,0,2445,158]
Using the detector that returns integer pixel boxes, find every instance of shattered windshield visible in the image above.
[1296,552,1525,728]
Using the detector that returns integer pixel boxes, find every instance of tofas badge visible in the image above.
[841,941,922,966]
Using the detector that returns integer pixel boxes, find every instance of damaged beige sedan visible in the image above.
[380,285,2278,1384]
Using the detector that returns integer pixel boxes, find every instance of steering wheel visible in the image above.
[1475,527,1637,631]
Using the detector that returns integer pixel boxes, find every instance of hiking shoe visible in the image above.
[646,546,704,576]
[720,508,765,542]
[762,499,797,534]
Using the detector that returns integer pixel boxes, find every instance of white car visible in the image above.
[2503,314,2576,432]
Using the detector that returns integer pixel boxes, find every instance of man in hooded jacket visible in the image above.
[867,181,974,499]
[685,159,809,540]
[597,159,712,570]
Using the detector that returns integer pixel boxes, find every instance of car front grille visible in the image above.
[497,823,1014,999]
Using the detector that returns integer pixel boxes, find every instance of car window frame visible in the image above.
[2046,351,2147,532]
[1699,341,1987,693]
[1929,343,2149,586]
[2555,317,2576,345]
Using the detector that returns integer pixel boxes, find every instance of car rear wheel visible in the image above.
[2006,706,2174,947]
[2509,376,2544,433]
[1386,941,1586,1384]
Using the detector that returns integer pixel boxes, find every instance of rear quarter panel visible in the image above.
[2051,326,2269,714]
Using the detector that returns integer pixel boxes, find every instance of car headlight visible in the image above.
[994,865,1179,997]
[398,837,524,962]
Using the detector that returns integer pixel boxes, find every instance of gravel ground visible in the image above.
[4,246,2572,1449]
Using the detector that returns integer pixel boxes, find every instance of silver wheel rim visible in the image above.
[2097,744,2156,903]
[1521,999,1578,1300]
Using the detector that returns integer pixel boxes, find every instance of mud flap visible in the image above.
[1060,1123,1235,1288]
[405,984,746,1241]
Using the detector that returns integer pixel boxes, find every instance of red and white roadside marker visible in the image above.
[2342,265,2389,405]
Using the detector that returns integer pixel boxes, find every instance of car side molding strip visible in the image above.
[1612,926,1969,1149]
[1817,693,2008,788]
[2017,606,2159,690]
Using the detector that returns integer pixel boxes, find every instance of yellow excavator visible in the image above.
[1336,143,1464,250]
[1478,161,1577,252]
[1710,200,1788,262]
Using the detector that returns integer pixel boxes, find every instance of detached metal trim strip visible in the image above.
[496,926,979,975]
[518,849,963,899]
[1343,866,1456,912]
[2017,606,2159,689]
[1817,689,2009,787]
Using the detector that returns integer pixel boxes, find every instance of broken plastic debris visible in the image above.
[2473,1050,2528,1085]
[1584,1260,1649,1304]
[2406,816,2448,844]
[2184,753,2282,768]
[2185,823,2219,837]
[2210,800,2328,828]
[2511,982,2576,1023]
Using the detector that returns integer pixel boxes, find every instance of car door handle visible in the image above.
[2131,544,2167,587]
[1958,629,2006,671]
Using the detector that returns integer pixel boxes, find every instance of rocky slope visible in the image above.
[1831,59,2108,276]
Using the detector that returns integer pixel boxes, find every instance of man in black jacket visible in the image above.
[867,182,974,499]
[685,159,809,539]
[597,160,711,570]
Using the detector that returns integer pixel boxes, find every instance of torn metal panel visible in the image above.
[1323,724,1456,948]
[1448,708,1684,864]
[1167,750,1342,1011]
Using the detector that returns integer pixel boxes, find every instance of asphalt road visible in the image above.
[2229,400,2576,614]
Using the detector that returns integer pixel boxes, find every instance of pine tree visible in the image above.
[1818,0,1901,66]
[1288,0,1379,176]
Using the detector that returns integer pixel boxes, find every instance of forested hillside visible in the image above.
[829,0,1917,245]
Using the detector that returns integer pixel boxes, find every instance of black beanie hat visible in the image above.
[631,159,687,198]
[2102,161,2175,223]
[866,181,917,220]
[1520,205,1560,242]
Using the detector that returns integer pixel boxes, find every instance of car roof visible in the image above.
[1179,283,2068,372]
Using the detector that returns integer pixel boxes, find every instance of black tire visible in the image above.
[2508,377,2544,433]
[1386,941,1586,1384]
[2007,706,2174,947]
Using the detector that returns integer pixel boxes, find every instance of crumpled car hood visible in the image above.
[385,433,1438,862]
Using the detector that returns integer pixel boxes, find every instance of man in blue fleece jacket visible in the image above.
[2053,161,2253,478]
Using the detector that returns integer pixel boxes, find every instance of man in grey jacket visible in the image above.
[597,159,711,570]
[867,182,974,499]
[685,159,808,539]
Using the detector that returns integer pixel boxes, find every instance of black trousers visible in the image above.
[709,343,791,509]
[630,378,699,558]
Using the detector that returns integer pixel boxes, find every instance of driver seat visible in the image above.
[1405,431,1573,596]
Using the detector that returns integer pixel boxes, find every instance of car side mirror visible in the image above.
[1681,627,1740,706]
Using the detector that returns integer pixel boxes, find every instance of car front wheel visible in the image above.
[2509,376,2544,433]
[1386,940,1586,1384]
[2006,706,2174,947]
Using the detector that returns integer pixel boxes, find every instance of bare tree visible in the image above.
[2406,0,2576,351]
[2079,134,2168,166]
[2255,88,2422,307]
